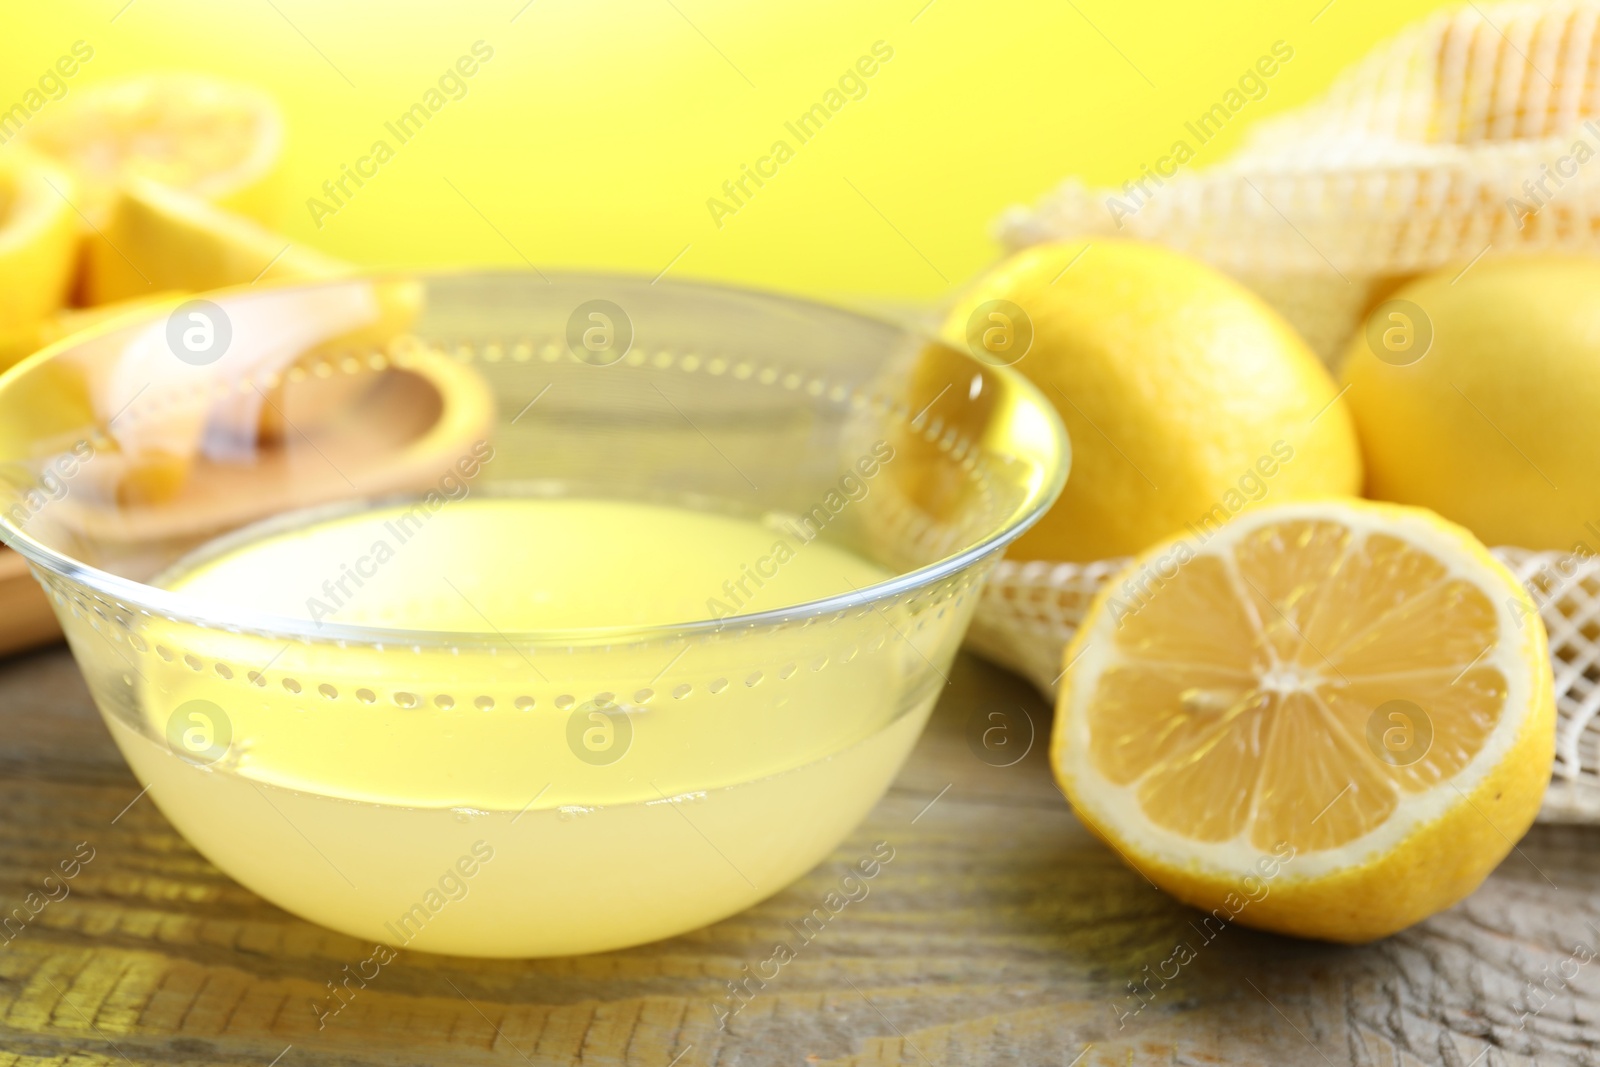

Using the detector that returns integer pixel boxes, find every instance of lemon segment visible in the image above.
[1053,499,1554,942]
[943,239,1363,562]
[16,73,283,226]
[82,177,346,304]
[0,151,79,331]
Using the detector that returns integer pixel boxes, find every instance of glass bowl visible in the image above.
[0,271,1067,957]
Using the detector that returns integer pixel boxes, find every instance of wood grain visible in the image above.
[0,647,1596,1066]
[0,551,60,658]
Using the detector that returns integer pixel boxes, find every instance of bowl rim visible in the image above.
[0,268,1070,646]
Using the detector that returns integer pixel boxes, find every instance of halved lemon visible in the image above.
[1053,499,1554,942]
[83,176,345,304]
[0,151,79,330]
[16,73,282,225]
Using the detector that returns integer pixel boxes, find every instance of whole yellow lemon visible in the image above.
[1343,255,1600,550]
[942,238,1362,561]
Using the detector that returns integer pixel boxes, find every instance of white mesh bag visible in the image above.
[996,1,1600,367]
[973,1,1600,821]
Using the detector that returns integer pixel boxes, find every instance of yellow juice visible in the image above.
[102,497,944,957]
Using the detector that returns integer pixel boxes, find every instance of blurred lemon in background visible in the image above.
[943,238,1362,561]
[83,176,342,302]
[15,72,282,225]
[0,150,78,333]
[1343,255,1600,551]
[0,70,322,370]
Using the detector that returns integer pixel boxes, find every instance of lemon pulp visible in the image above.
[105,497,937,957]
[1054,501,1554,941]
[1087,518,1507,851]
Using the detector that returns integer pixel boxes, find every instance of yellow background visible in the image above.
[3,0,1459,304]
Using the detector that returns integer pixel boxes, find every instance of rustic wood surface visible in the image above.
[1,644,1597,1066]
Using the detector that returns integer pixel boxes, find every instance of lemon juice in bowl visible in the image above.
[111,494,942,957]
[0,273,1067,957]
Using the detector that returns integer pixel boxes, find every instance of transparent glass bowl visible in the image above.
[0,272,1067,957]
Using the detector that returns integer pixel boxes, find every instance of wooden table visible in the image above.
[1,645,1593,1066]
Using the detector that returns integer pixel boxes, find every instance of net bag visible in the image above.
[995,0,1600,367]
[972,1,1600,822]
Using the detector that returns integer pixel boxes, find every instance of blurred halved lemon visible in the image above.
[1053,499,1554,942]
[16,72,283,225]
[84,177,345,304]
[0,151,79,331]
